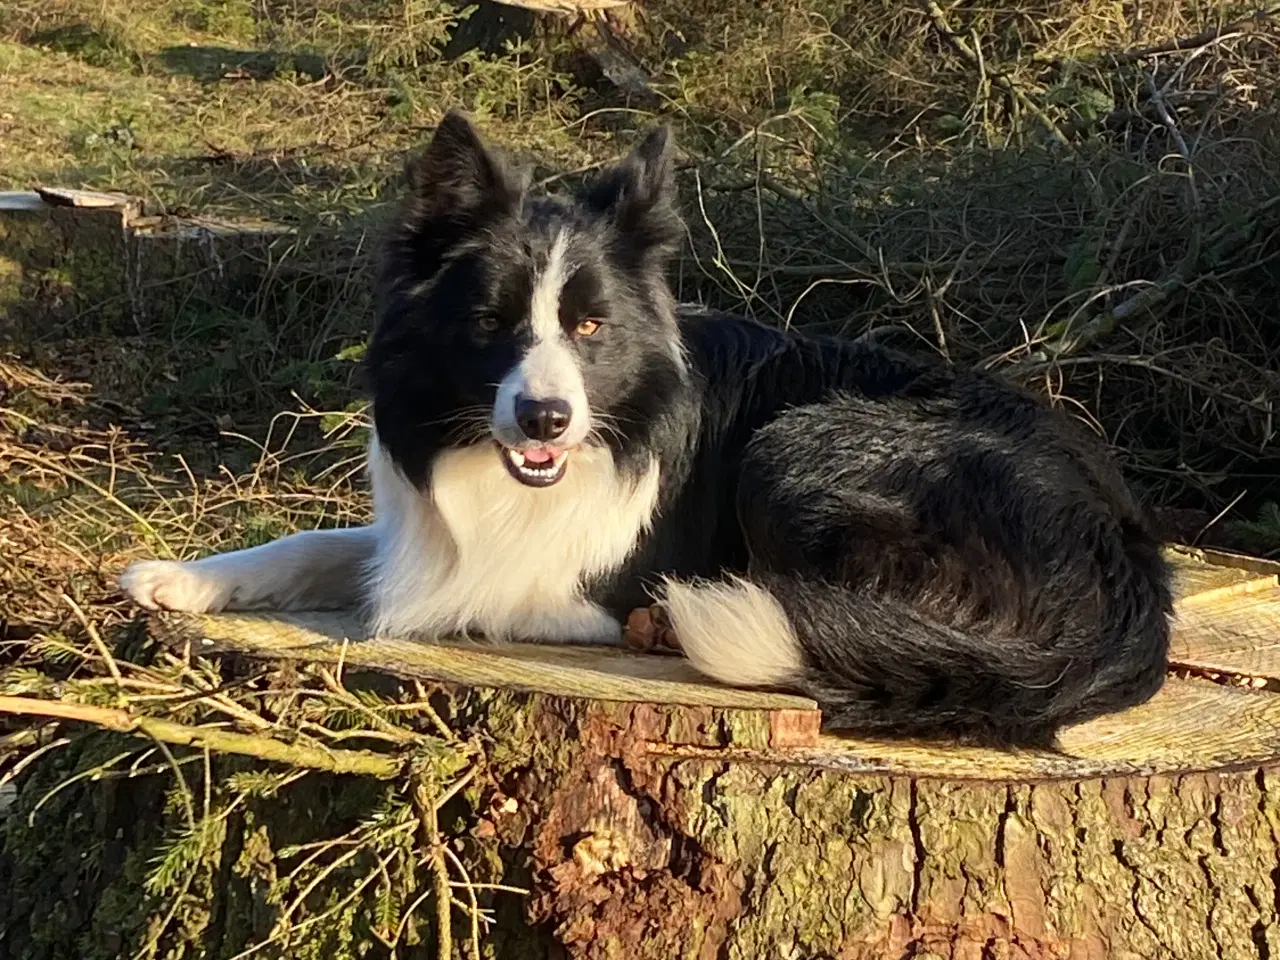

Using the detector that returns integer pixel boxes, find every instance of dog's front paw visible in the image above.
[118,560,231,613]
[623,604,683,654]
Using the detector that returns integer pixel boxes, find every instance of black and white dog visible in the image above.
[121,110,1172,747]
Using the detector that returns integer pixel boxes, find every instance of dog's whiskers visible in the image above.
[589,422,626,443]
[421,405,493,430]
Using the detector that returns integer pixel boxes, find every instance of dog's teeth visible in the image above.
[502,444,567,484]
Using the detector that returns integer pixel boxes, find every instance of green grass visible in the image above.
[0,0,603,223]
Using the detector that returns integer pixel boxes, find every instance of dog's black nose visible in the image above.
[515,397,572,441]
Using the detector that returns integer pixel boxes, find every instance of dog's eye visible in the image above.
[476,315,500,333]
[575,318,602,338]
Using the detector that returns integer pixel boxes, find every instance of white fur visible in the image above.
[529,231,570,343]
[366,435,661,643]
[119,434,662,648]
[119,526,377,614]
[661,576,805,685]
[491,232,592,449]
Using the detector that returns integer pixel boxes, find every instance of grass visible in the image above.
[0,0,598,221]
[3,0,1280,954]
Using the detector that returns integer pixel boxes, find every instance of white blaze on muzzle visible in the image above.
[491,230,592,454]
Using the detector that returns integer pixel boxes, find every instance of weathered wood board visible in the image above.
[1166,545,1280,682]
[162,544,1280,777]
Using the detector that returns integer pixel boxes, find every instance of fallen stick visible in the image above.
[0,695,404,779]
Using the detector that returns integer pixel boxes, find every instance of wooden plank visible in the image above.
[1171,591,1280,679]
[166,609,814,712]
[1171,558,1276,601]
[160,545,1280,763]
[168,605,1280,779]
[1168,544,1280,602]
[1167,545,1280,680]
[34,187,139,209]
[161,609,821,750]
[770,678,1280,781]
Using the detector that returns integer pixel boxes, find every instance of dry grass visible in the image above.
[660,3,1280,522]
[1,362,503,958]
[0,357,370,637]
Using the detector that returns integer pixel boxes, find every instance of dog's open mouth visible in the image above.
[498,443,569,487]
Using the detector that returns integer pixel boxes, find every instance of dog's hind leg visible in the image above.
[119,526,379,614]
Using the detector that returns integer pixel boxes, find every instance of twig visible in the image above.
[1144,70,1201,214]
[309,666,424,744]
[1193,490,1249,547]
[411,773,454,960]
[0,725,59,753]
[155,652,277,731]
[1040,274,1186,358]
[229,847,402,960]
[275,822,411,932]
[409,680,458,742]
[151,735,197,831]
[448,881,531,895]
[1036,69,1205,359]
[0,736,72,794]
[138,865,198,960]
[60,594,124,691]
[29,748,140,824]
[443,844,483,960]
[479,0,627,14]
[0,696,405,778]
[1007,355,1274,414]
[5,448,174,557]
[918,0,1071,145]
[1108,5,1280,63]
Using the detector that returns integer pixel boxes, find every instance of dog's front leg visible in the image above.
[119,526,379,613]
[517,603,625,646]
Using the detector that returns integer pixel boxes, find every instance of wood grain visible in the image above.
[1167,544,1280,680]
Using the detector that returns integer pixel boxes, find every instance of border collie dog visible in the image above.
[121,110,1172,747]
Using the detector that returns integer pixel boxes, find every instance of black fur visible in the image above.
[369,109,1173,748]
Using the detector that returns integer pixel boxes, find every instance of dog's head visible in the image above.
[369,110,689,490]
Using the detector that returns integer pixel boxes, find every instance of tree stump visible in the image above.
[128,544,1280,960]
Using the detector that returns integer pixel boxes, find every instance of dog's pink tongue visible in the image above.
[523,448,554,464]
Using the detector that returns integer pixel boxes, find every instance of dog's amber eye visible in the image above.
[575,318,602,338]
[477,315,499,333]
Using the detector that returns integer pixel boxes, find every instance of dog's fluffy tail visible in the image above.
[662,566,1170,747]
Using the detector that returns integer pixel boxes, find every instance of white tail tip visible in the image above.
[660,576,804,687]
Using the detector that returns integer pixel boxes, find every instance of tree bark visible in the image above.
[503,690,1280,960]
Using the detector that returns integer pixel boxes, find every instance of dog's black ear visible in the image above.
[585,124,683,258]
[404,109,523,225]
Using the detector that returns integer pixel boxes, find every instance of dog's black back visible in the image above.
[583,311,1171,746]
[367,110,1172,748]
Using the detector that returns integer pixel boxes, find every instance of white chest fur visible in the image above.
[364,436,661,644]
